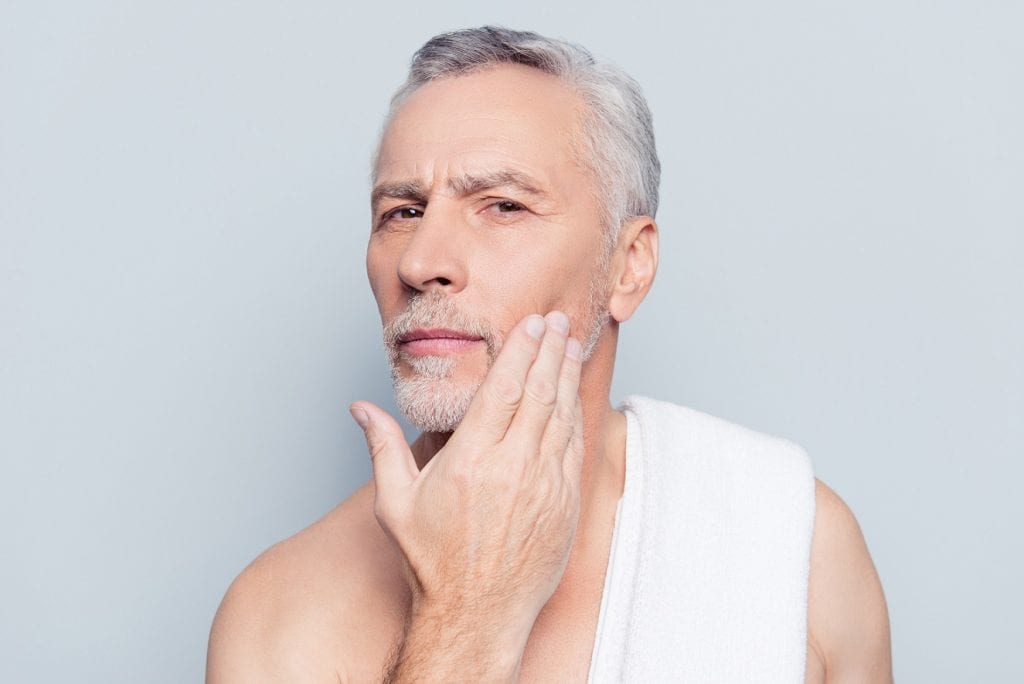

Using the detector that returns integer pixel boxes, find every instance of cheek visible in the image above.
[365,244,400,312]
[480,249,589,320]
[365,253,382,297]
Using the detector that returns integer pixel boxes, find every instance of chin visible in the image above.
[390,359,483,433]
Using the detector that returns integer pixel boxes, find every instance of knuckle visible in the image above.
[532,476,554,503]
[552,401,575,427]
[368,436,389,462]
[525,375,558,406]
[489,372,524,406]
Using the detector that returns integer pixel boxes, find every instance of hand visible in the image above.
[350,311,585,650]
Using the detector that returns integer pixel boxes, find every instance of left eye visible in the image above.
[494,200,523,213]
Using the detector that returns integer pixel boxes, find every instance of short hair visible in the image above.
[374,26,660,254]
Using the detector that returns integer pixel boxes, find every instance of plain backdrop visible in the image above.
[2,1,1021,681]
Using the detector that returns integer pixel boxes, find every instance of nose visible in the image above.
[396,201,468,294]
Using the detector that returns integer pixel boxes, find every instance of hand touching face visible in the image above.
[350,310,586,677]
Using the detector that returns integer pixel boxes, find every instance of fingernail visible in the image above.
[349,405,370,430]
[526,315,546,339]
[548,311,569,334]
[566,337,582,360]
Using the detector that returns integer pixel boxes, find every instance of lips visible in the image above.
[398,328,484,344]
[397,328,485,356]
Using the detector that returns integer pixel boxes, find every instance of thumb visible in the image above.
[350,402,416,497]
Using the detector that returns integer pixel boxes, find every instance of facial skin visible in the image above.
[368,63,614,433]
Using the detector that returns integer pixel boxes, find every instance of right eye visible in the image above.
[384,206,424,222]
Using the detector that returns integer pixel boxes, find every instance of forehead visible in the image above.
[375,64,584,186]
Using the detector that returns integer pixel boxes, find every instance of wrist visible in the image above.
[394,597,532,681]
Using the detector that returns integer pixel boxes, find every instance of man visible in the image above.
[207,26,892,682]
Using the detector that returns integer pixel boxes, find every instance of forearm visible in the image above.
[384,602,530,683]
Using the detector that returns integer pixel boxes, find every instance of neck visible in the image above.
[572,326,627,537]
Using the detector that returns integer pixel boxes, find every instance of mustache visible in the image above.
[382,293,501,359]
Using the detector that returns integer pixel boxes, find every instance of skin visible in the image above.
[206,63,892,682]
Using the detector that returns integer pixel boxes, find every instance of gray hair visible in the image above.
[374,26,660,254]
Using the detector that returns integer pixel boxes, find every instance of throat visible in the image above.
[410,430,453,469]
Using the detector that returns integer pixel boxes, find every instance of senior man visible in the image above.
[207,26,892,682]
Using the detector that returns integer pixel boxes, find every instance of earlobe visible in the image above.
[607,217,659,323]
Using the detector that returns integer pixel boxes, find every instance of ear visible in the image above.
[608,216,659,324]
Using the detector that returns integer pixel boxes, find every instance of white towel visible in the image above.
[588,395,816,683]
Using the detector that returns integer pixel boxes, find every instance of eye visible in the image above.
[494,200,524,213]
[480,199,528,224]
[382,206,424,222]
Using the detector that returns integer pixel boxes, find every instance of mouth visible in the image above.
[397,328,486,356]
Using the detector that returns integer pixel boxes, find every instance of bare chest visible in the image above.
[337,562,607,681]
[341,592,603,682]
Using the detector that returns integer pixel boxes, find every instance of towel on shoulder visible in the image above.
[589,395,816,683]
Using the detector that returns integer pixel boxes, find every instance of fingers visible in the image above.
[506,311,573,445]
[453,310,584,459]
[540,333,583,455]
[458,314,547,443]
[350,402,417,501]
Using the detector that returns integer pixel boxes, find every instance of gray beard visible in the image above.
[390,354,479,434]
[385,265,610,434]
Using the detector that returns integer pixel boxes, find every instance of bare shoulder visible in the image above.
[206,480,408,683]
[806,478,893,684]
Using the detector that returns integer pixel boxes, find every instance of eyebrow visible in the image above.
[370,170,553,215]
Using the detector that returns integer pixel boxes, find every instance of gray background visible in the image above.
[2,1,1020,682]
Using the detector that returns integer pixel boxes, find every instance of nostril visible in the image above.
[436,277,452,286]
